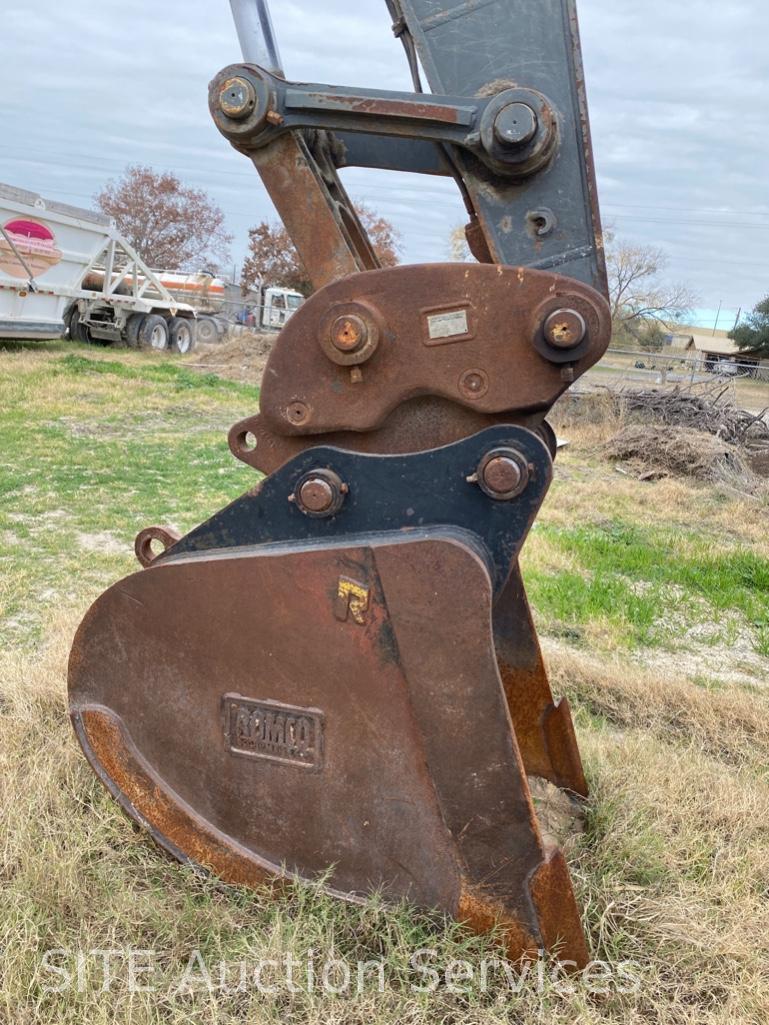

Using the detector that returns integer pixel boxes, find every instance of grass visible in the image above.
[3,340,769,1023]
[0,342,257,648]
[524,520,769,653]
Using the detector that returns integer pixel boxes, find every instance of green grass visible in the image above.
[525,519,769,655]
[56,353,256,395]
[527,568,663,649]
[0,346,258,647]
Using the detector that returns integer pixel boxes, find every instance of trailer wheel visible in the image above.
[69,307,89,343]
[196,316,219,344]
[125,313,145,348]
[138,314,169,351]
[168,317,195,355]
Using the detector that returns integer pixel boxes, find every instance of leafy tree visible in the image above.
[607,235,697,347]
[241,203,401,296]
[95,165,232,272]
[241,222,312,296]
[729,297,769,358]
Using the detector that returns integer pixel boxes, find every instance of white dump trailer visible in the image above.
[0,183,196,352]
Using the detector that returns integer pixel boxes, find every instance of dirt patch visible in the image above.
[75,530,126,555]
[748,447,769,478]
[528,776,585,849]
[186,331,275,386]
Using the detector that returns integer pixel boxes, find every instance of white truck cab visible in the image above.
[262,287,304,330]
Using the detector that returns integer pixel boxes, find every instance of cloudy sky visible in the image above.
[2,1,767,328]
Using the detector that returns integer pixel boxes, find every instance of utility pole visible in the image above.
[712,300,723,336]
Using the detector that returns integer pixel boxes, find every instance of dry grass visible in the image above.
[546,393,769,548]
[185,331,276,385]
[3,613,769,1023]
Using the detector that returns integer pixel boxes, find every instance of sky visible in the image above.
[2,1,767,330]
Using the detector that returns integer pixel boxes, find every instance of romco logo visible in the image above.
[0,218,63,279]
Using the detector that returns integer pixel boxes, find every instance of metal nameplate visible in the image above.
[424,306,472,344]
[223,695,324,769]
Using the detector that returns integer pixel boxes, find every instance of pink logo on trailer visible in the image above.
[0,218,63,279]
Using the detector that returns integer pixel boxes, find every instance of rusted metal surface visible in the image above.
[69,532,587,965]
[493,566,588,797]
[73,707,274,888]
[134,526,181,568]
[255,263,610,437]
[228,397,550,475]
[291,90,469,125]
[473,448,530,501]
[245,133,379,291]
[226,416,584,798]
[544,308,587,349]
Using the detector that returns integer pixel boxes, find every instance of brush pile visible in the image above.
[601,382,769,488]
[617,383,769,448]
[604,424,753,485]
[184,329,275,384]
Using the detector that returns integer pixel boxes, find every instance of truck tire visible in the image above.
[196,316,219,344]
[137,314,169,351]
[69,307,89,343]
[168,317,195,355]
[125,314,145,348]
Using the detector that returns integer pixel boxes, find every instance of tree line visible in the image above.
[95,165,400,297]
[96,165,765,357]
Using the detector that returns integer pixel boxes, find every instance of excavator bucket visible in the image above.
[69,0,610,967]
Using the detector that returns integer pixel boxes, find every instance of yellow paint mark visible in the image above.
[335,577,370,626]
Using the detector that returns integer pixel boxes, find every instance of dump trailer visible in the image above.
[0,183,196,352]
[69,0,612,966]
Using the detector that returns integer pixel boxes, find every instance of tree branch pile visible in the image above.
[601,383,769,489]
[614,383,769,449]
[604,425,755,486]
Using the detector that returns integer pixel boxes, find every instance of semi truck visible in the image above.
[151,271,305,342]
[0,182,197,351]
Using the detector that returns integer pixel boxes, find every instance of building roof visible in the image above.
[672,333,767,364]
[685,334,743,356]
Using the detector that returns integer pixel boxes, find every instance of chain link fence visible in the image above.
[578,347,769,415]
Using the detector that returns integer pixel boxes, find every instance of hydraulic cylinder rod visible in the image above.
[229,0,283,75]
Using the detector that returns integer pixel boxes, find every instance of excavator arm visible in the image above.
[68,0,611,968]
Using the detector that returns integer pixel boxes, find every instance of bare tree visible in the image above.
[241,203,401,296]
[96,166,233,272]
[607,236,697,345]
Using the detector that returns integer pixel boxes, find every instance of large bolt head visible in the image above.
[483,456,523,495]
[331,315,368,353]
[292,469,347,518]
[543,309,587,349]
[298,477,335,514]
[219,77,257,120]
[475,448,530,501]
[493,102,538,147]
